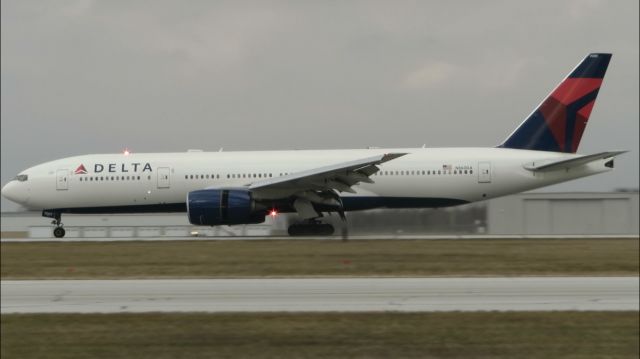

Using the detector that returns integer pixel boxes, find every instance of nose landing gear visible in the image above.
[43,210,65,238]
[53,226,66,238]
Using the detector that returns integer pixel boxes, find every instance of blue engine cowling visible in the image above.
[187,189,265,225]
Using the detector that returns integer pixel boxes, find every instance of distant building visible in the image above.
[487,192,639,235]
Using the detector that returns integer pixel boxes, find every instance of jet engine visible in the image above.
[187,189,265,226]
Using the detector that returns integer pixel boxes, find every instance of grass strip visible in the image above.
[2,311,638,359]
[2,239,638,279]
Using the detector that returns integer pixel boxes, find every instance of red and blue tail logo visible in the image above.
[500,53,611,153]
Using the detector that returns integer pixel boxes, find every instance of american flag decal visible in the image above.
[75,164,88,174]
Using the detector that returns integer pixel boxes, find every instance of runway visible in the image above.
[2,277,637,313]
[3,234,639,242]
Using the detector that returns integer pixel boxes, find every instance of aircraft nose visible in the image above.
[1,181,29,204]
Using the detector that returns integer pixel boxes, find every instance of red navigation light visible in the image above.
[123,148,131,156]
[269,209,278,217]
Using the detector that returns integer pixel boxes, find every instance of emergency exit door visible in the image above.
[157,167,171,188]
[478,162,491,183]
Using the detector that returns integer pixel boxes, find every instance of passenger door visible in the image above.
[157,167,171,188]
[478,162,491,183]
[56,169,68,190]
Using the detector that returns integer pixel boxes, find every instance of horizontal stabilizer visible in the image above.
[523,151,627,172]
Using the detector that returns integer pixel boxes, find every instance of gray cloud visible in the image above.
[2,0,638,211]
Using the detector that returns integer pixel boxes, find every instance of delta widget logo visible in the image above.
[75,164,88,174]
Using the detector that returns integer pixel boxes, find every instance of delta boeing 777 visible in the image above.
[2,53,625,237]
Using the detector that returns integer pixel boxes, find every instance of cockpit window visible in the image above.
[15,174,28,182]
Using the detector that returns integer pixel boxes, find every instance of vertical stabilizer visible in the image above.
[500,53,611,153]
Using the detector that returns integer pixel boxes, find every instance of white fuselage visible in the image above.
[2,147,611,212]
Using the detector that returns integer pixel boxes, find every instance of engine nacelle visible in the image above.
[187,189,265,226]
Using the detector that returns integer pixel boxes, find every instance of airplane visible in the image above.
[2,53,626,238]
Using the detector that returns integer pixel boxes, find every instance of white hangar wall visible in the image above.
[487,192,639,235]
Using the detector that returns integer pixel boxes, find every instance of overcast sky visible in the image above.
[2,0,638,211]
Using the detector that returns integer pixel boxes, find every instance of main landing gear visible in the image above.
[287,213,349,240]
[43,210,65,238]
[288,220,335,236]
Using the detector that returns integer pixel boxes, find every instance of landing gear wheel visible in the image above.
[53,227,66,238]
[288,223,335,236]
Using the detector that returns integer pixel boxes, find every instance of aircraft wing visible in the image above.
[523,151,627,172]
[249,153,406,194]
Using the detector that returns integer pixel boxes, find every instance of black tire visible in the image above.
[53,227,66,238]
[288,223,334,236]
[317,223,335,236]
